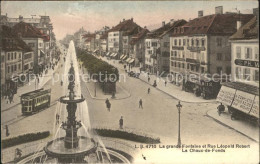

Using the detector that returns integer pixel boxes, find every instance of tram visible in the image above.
[20,88,51,115]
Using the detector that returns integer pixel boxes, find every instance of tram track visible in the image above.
[3,99,59,126]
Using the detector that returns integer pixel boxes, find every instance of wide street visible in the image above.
[1,47,258,163]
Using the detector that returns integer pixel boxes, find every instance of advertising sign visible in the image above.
[250,96,259,118]
[232,90,255,114]
[216,86,236,106]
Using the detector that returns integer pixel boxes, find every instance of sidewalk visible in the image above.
[207,109,259,142]
[80,67,131,100]
[1,64,60,112]
[101,56,216,103]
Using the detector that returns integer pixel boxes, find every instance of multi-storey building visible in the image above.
[145,19,187,74]
[217,14,259,124]
[108,18,141,59]
[170,8,254,80]
[13,22,45,74]
[1,25,33,94]
[82,33,96,52]
[129,28,149,67]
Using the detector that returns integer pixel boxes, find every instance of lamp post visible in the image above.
[176,101,182,148]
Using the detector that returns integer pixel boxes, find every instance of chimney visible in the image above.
[131,17,133,21]
[198,10,203,18]
[123,18,125,22]
[162,21,165,26]
[215,6,223,14]
[144,26,147,29]
[237,21,242,30]
[170,19,175,25]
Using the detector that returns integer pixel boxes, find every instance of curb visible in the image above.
[206,109,258,143]
[80,75,131,101]
[138,77,217,104]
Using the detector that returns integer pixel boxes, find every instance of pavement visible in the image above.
[207,109,259,142]
[1,64,60,113]
[80,67,131,100]
[100,56,216,103]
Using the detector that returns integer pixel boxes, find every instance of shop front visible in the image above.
[217,82,259,125]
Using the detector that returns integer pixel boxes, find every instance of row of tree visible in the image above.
[76,48,119,82]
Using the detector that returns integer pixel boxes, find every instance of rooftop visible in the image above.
[12,21,45,38]
[1,25,32,52]
[130,28,150,45]
[109,18,141,33]
[230,16,258,40]
[172,13,254,36]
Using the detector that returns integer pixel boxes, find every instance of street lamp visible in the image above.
[176,101,182,148]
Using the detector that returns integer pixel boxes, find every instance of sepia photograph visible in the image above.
[0,0,259,163]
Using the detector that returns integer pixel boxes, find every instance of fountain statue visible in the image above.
[44,62,97,163]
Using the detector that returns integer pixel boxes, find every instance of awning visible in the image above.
[113,53,118,57]
[217,83,259,118]
[110,53,115,57]
[40,50,45,57]
[125,58,131,63]
[122,55,128,60]
[93,49,98,53]
[120,55,125,59]
[106,52,110,56]
[128,58,135,64]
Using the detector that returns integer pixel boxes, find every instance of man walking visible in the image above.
[147,88,150,94]
[5,125,9,137]
[139,99,143,109]
[148,76,150,83]
[165,81,167,86]
[119,116,123,129]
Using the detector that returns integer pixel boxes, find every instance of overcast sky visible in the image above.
[1,1,258,40]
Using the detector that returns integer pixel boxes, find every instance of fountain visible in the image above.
[15,41,133,164]
[44,62,97,163]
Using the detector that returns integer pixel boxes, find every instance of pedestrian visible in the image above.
[147,88,150,94]
[105,98,109,105]
[165,81,167,86]
[139,99,143,109]
[107,101,111,112]
[60,80,63,86]
[119,116,123,129]
[5,125,9,137]
[148,76,150,83]
[15,148,22,159]
[10,93,14,103]
[217,103,225,116]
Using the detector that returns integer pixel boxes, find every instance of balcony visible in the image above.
[172,46,184,50]
[186,58,200,64]
[171,57,185,61]
[187,46,206,52]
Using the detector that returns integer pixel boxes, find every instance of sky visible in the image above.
[1,1,258,40]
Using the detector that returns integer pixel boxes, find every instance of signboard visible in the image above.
[249,96,259,118]
[232,90,255,114]
[234,59,259,68]
[216,86,236,106]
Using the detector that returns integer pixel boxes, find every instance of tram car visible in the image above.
[20,88,51,115]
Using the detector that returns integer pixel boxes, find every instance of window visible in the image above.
[254,70,259,81]
[191,39,194,46]
[19,64,21,70]
[225,54,231,61]
[182,63,185,68]
[1,56,4,63]
[15,52,17,59]
[236,47,241,59]
[201,39,205,46]
[187,39,189,46]
[19,53,21,59]
[174,39,177,46]
[244,68,251,80]
[8,66,10,73]
[14,65,17,71]
[164,42,169,48]
[217,53,222,61]
[217,67,222,74]
[226,66,231,75]
[183,39,186,46]
[217,38,222,47]
[179,39,181,46]
[152,42,157,47]
[201,67,205,73]
[187,64,190,69]
[196,39,199,46]
[235,67,242,79]
[201,53,205,62]
[255,47,259,60]
[8,53,10,60]
[245,47,252,59]
[171,61,174,66]
[11,53,13,60]
[178,63,181,68]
